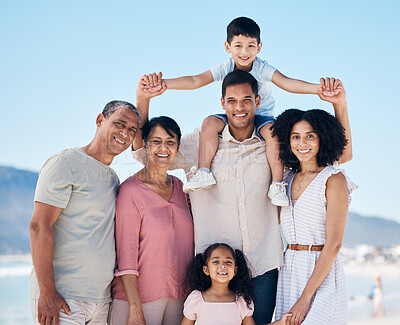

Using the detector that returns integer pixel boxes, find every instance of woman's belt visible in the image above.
[287,244,324,251]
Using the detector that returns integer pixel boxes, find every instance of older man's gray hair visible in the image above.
[102,100,140,124]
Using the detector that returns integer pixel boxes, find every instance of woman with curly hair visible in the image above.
[272,85,357,325]
[181,243,291,325]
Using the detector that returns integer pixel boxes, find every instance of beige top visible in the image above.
[32,147,119,303]
[132,126,283,276]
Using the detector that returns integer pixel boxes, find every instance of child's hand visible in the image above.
[137,76,167,99]
[270,312,292,325]
[140,72,164,92]
[319,77,343,97]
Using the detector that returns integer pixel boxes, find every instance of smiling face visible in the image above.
[225,35,262,71]
[97,107,139,157]
[144,125,179,169]
[221,83,260,139]
[290,120,320,164]
[203,246,237,285]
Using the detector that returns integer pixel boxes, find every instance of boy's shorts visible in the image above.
[212,113,275,139]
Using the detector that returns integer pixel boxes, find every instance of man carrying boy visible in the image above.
[133,71,352,324]
[141,16,340,207]
[29,100,147,325]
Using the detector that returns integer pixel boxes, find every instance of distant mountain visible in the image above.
[0,166,38,254]
[0,165,399,254]
[343,212,400,248]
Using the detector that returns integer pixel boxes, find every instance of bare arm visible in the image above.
[29,202,71,325]
[120,274,146,325]
[181,316,196,325]
[318,78,353,164]
[287,173,349,325]
[241,316,256,325]
[165,70,214,90]
[132,76,167,150]
[272,70,320,94]
[142,70,213,90]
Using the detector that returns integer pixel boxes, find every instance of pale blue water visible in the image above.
[0,261,33,325]
[0,260,399,324]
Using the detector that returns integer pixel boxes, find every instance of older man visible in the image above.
[29,100,149,325]
[132,70,352,324]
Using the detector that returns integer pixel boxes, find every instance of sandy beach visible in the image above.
[349,315,400,325]
[345,262,400,325]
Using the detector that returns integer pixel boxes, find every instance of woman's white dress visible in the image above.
[275,165,357,324]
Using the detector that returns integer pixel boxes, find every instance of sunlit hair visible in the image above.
[141,116,182,147]
[271,109,347,172]
[102,100,140,124]
[227,17,261,44]
[222,70,258,98]
[184,243,254,308]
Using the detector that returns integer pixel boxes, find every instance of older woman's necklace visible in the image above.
[144,166,171,190]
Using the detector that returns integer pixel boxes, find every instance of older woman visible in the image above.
[272,89,357,325]
[108,116,194,325]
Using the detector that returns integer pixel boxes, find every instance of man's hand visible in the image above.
[137,73,167,100]
[37,290,71,325]
[318,77,346,106]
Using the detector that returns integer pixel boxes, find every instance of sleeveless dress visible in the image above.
[275,165,357,324]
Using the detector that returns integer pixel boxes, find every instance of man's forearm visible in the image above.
[29,222,57,294]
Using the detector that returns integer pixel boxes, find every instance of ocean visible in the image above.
[0,258,399,325]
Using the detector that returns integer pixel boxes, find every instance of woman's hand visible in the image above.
[271,312,292,324]
[318,77,346,107]
[137,73,167,100]
[288,296,312,325]
[126,308,146,325]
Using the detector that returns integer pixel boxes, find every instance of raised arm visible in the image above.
[142,70,214,91]
[287,173,349,325]
[133,76,167,150]
[318,78,353,164]
[29,202,72,325]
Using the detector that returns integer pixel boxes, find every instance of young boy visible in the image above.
[141,17,340,206]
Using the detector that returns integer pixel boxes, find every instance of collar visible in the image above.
[221,124,262,144]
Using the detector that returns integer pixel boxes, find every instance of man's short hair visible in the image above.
[227,17,261,44]
[102,100,140,124]
[222,70,258,98]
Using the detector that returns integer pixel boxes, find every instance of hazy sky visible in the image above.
[1,0,399,222]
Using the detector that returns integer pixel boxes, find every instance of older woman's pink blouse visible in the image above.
[111,175,194,303]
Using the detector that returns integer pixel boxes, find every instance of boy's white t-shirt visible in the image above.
[210,57,276,117]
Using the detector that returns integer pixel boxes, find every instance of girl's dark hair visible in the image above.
[141,116,182,147]
[184,243,254,308]
[271,109,347,172]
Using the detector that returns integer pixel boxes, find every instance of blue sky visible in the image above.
[1,0,399,222]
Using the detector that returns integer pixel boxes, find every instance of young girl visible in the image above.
[181,243,290,325]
